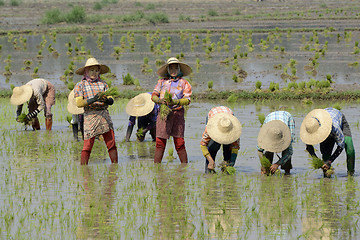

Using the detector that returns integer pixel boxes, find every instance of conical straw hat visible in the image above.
[126,93,155,117]
[75,57,110,75]
[157,57,192,77]
[257,120,291,152]
[206,113,242,145]
[10,85,33,105]
[67,89,84,115]
[300,109,332,145]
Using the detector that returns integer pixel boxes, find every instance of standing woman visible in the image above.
[73,57,118,165]
[151,57,192,164]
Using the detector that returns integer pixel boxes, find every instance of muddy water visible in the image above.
[1,31,360,93]
[1,98,360,239]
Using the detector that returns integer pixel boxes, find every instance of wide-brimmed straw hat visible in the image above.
[157,57,192,77]
[67,89,84,115]
[206,113,242,145]
[10,84,33,105]
[257,120,291,152]
[75,57,110,75]
[126,93,155,117]
[300,109,332,145]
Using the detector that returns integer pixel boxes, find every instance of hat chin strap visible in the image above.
[306,117,321,133]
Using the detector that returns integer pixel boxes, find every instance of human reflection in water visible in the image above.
[153,165,195,239]
[301,179,356,239]
[257,176,297,238]
[76,165,118,239]
[201,175,243,238]
[125,141,156,160]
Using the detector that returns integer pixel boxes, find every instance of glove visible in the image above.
[86,93,100,105]
[104,97,114,105]
[169,99,180,106]
[26,109,40,120]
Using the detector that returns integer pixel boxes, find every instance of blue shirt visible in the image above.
[325,107,345,148]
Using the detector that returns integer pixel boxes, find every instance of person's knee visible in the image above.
[156,137,167,149]
[174,137,185,151]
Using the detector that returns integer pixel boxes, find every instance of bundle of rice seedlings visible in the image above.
[98,87,119,98]
[136,128,144,138]
[309,156,323,169]
[260,156,271,174]
[224,166,236,175]
[325,167,335,177]
[17,113,30,125]
[159,91,172,120]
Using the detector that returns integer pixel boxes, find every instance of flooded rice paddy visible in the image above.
[1,97,360,239]
[1,30,360,93]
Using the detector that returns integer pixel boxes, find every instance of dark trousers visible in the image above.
[205,140,231,173]
[263,149,292,171]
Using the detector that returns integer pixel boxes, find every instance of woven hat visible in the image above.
[257,120,291,152]
[67,89,84,115]
[300,109,332,145]
[126,93,155,117]
[10,84,33,105]
[75,57,110,75]
[206,113,242,145]
[157,57,192,77]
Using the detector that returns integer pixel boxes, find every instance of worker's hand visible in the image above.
[270,163,280,174]
[169,99,180,106]
[26,109,40,121]
[321,161,331,171]
[158,98,168,105]
[206,155,215,170]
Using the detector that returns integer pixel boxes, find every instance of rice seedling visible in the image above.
[260,156,271,174]
[208,81,213,90]
[309,156,323,169]
[159,91,172,120]
[98,87,119,98]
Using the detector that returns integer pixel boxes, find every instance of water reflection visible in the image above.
[153,165,195,239]
[201,174,243,239]
[257,176,297,238]
[76,165,118,239]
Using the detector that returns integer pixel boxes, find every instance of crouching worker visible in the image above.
[125,93,158,142]
[257,111,295,175]
[10,78,55,130]
[300,108,355,177]
[73,57,118,165]
[200,106,242,173]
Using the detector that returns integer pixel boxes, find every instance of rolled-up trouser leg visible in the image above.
[174,137,187,164]
[103,129,118,164]
[154,137,166,163]
[81,137,95,165]
[205,140,221,172]
[345,136,355,175]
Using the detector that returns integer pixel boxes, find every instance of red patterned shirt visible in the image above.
[73,79,109,110]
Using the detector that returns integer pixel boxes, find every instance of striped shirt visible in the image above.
[200,106,240,150]
[325,107,345,148]
[152,77,192,110]
[26,78,48,111]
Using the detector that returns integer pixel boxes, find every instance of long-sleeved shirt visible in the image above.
[200,106,240,157]
[257,111,295,166]
[152,77,192,110]
[325,107,345,148]
[26,78,48,111]
[128,104,159,130]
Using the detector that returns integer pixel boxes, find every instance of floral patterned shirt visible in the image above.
[152,77,192,110]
